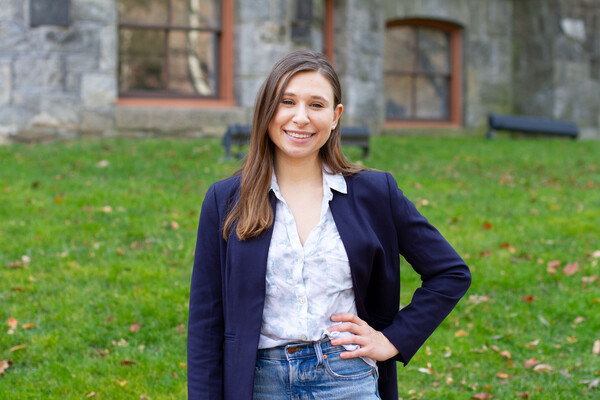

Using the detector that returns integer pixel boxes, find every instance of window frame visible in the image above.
[384,18,462,128]
[117,0,234,108]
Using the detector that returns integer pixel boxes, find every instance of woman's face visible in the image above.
[267,71,343,166]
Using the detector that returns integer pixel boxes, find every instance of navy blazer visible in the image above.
[188,170,471,400]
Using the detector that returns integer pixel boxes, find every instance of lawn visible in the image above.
[1,136,599,399]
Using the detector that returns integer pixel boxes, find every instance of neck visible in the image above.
[273,154,322,186]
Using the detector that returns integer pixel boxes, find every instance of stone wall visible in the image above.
[514,0,600,138]
[0,0,118,144]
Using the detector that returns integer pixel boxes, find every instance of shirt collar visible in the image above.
[269,165,347,202]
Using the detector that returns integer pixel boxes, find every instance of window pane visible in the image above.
[171,0,220,28]
[384,75,412,120]
[417,28,449,73]
[119,29,166,91]
[385,26,415,71]
[415,77,448,119]
[118,0,168,26]
[168,31,217,96]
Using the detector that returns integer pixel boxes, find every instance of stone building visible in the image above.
[1,0,599,144]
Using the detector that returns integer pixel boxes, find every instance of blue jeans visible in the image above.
[253,339,380,399]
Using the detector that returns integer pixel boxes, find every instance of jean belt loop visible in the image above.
[313,340,324,367]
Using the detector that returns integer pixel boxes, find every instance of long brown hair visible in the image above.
[223,50,364,241]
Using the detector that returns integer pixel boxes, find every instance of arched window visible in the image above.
[384,19,462,126]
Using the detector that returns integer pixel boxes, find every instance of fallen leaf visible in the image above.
[177,324,185,334]
[482,222,493,230]
[86,392,96,398]
[592,250,600,259]
[526,339,540,349]
[96,160,109,168]
[562,262,579,276]
[589,379,599,389]
[547,260,560,275]
[566,335,578,344]
[101,205,113,213]
[120,359,139,366]
[516,392,529,399]
[521,295,535,302]
[22,323,36,329]
[455,329,469,337]
[7,318,18,330]
[593,340,600,355]
[130,323,140,333]
[497,371,509,379]
[116,379,127,386]
[533,364,553,373]
[582,275,598,284]
[472,393,494,399]
[0,360,12,376]
[574,317,585,324]
[170,221,180,230]
[537,315,550,327]
[10,344,27,352]
[500,350,512,359]
[418,362,434,374]
[524,357,541,369]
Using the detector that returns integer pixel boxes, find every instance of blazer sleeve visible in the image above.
[380,172,471,365]
[187,184,225,399]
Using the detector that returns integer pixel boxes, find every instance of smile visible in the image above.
[285,130,314,139]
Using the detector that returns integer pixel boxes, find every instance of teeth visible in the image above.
[286,131,312,139]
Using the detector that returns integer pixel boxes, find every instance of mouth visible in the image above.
[284,130,314,139]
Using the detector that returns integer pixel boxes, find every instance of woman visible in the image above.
[188,50,471,400]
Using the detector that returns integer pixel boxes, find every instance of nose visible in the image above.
[292,104,309,126]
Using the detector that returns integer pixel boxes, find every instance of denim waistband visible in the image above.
[257,338,345,361]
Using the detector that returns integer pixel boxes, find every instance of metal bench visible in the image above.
[222,124,371,158]
[486,114,579,139]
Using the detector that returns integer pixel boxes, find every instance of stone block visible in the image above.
[71,0,117,25]
[38,24,100,54]
[81,110,114,132]
[99,25,117,72]
[40,94,81,129]
[0,21,38,54]
[13,55,63,90]
[81,73,117,108]
[0,63,10,105]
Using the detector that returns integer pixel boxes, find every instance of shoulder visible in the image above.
[202,174,241,211]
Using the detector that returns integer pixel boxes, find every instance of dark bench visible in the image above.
[222,124,371,158]
[486,114,579,139]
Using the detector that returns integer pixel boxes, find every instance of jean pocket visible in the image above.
[324,352,375,380]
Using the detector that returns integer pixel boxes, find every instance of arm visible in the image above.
[187,184,225,399]
[382,172,471,365]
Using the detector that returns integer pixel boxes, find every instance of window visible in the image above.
[117,0,233,102]
[384,19,462,126]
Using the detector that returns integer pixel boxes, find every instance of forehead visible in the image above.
[279,71,334,99]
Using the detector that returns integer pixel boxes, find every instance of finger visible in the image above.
[328,322,365,335]
[330,334,368,347]
[338,348,366,359]
[330,313,365,325]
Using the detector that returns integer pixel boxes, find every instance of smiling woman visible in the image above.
[187,50,471,400]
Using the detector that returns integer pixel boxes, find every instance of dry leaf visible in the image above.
[86,392,96,398]
[130,323,140,333]
[537,315,550,327]
[566,335,578,344]
[526,339,540,349]
[582,275,598,284]
[592,250,600,259]
[500,350,512,359]
[170,221,180,230]
[574,317,585,324]
[482,222,493,230]
[497,371,509,379]
[562,262,579,276]
[524,357,541,369]
[521,295,535,302]
[177,324,185,334]
[120,359,139,366]
[455,329,469,337]
[7,318,18,329]
[472,393,494,399]
[588,379,599,389]
[9,344,26,352]
[96,160,109,168]
[593,340,600,355]
[116,379,127,387]
[418,362,434,374]
[0,360,12,376]
[516,392,529,399]
[533,364,553,373]
[22,323,36,329]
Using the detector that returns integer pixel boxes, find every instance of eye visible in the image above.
[311,102,324,108]
[281,99,294,105]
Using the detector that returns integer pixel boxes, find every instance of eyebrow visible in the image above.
[282,92,330,104]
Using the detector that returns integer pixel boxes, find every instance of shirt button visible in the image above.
[297,257,303,263]
[299,297,305,304]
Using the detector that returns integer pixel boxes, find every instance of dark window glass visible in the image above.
[385,24,451,121]
[117,0,220,98]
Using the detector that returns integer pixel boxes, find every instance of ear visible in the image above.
[331,104,343,130]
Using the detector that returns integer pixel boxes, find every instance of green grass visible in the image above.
[1,136,599,399]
